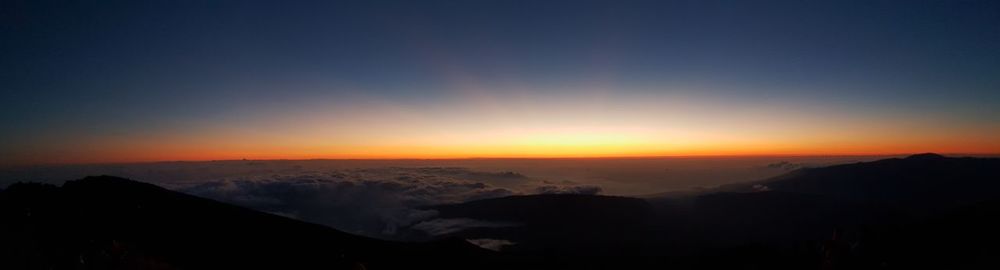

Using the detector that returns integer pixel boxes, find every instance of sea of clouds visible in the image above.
[176,167,600,238]
[1,156,881,240]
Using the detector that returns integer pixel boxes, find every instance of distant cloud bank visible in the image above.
[178,167,599,238]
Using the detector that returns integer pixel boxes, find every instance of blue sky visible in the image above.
[2,0,998,164]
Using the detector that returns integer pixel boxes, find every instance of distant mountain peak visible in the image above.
[904,153,946,160]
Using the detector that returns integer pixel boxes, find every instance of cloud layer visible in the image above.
[178,167,598,238]
[411,218,519,236]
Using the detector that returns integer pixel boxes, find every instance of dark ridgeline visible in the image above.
[2,153,1000,269]
[405,154,1000,269]
[0,176,496,270]
[720,153,1000,214]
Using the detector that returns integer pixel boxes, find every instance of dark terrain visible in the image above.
[3,153,999,269]
[0,176,496,270]
[408,153,1000,269]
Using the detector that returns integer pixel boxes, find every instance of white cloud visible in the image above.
[466,238,516,251]
[411,218,520,236]
[176,167,595,238]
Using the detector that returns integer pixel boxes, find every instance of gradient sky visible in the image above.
[2,0,999,165]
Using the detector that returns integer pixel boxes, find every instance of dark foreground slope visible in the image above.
[0,176,495,270]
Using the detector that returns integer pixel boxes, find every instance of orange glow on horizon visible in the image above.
[4,92,997,167]
[7,137,998,167]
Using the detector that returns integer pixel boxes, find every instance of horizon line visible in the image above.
[6,152,1000,169]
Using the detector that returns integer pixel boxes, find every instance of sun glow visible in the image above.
[3,89,998,166]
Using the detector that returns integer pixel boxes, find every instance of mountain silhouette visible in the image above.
[418,154,1000,269]
[721,153,1000,214]
[0,176,496,270]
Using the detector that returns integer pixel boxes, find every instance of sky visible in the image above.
[2,0,999,165]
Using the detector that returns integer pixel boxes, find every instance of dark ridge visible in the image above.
[904,152,946,160]
[718,154,1000,214]
[0,175,499,270]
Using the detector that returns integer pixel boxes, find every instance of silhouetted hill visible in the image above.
[0,176,495,270]
[666,154,1000,269]
[417,154,1000,269]
[720,153,1000,214]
